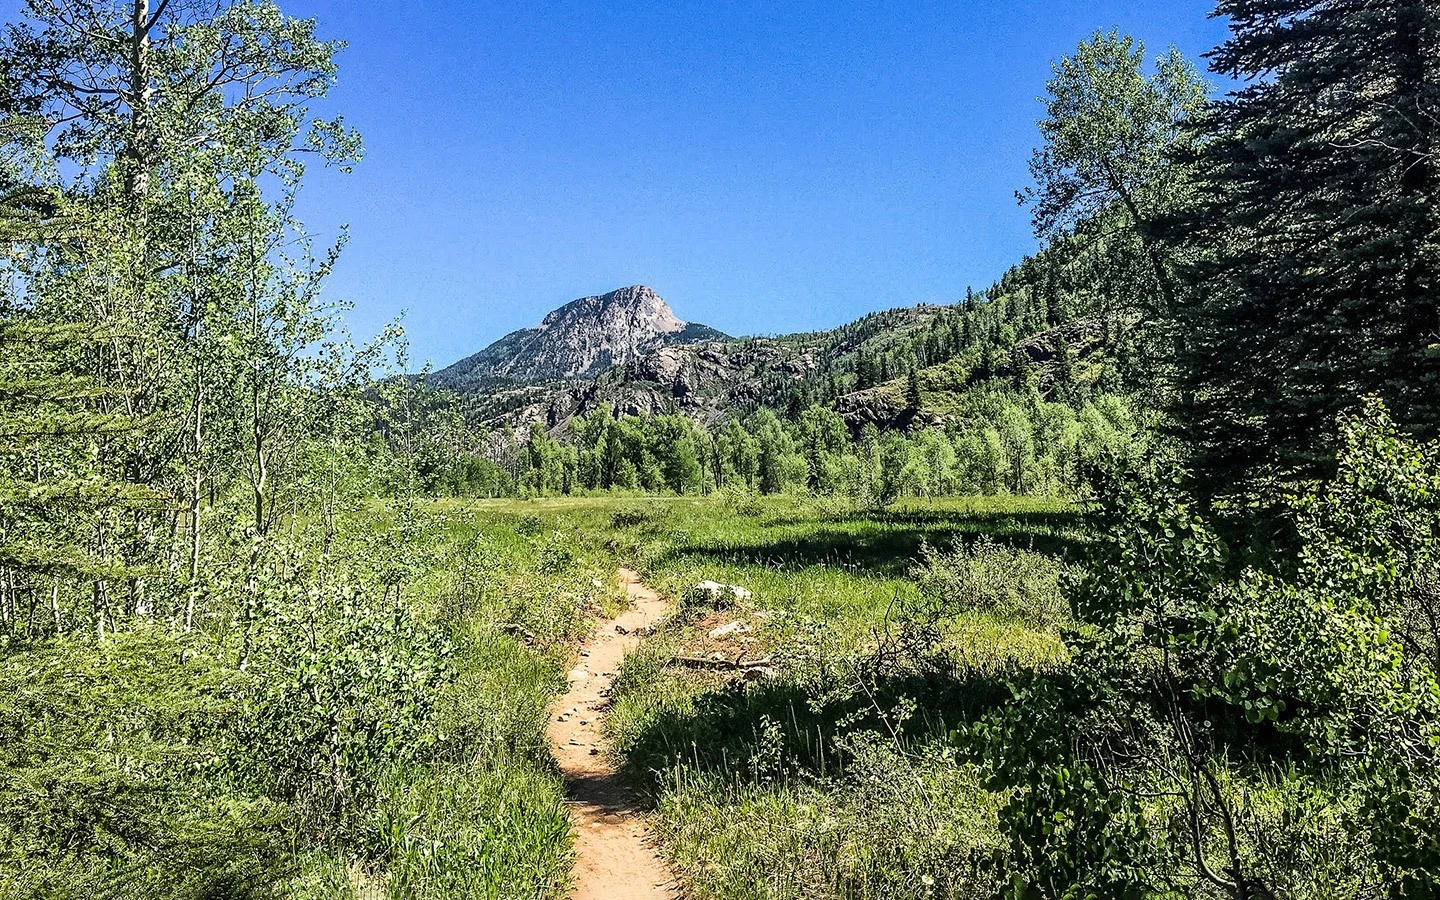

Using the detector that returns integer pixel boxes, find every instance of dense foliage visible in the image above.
[977,403,1440,898]
[1173,0,1440,494]
[412,390,1152,504]
[0,3,577,896]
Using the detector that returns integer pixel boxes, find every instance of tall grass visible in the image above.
[519,493,1085,900]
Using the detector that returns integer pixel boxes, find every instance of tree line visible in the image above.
[405,389,1149,504]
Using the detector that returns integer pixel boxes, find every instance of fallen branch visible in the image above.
[669,653,774,671]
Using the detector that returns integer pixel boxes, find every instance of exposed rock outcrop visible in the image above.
[434,285,727,386]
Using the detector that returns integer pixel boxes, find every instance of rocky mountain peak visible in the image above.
[434,285,728,386]
[537,285,683,335]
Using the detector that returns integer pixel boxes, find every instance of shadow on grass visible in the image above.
[619,662,1021,793]
[659,508,1090,578]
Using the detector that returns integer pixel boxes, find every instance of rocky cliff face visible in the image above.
[435,285,727,387]
[445,301,960,431]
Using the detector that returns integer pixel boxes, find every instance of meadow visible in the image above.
[461,492,1082,900]
[1,491,1077,899]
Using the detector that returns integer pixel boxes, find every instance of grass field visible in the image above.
[448,492,1085,900]
[0,492,1082,898]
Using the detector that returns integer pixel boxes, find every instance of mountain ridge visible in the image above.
[433,235,1138,435]
[433,285,727,387]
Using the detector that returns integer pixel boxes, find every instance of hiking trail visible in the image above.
[547,567,677,900]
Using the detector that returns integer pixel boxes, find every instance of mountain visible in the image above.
[437,230,1148,433]
[451,304,971,430]
[433,285,728,388]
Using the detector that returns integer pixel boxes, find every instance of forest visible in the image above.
[0,1,1437,899]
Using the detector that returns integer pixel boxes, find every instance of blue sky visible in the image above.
[7,1,1231,367]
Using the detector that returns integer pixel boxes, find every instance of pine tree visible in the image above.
[0,319,166,637]
[855,349,876,389]
[905,371,923,412]
[1052,331,1078,406]
[1011,347,1033,393]
[1175,0,1440,491]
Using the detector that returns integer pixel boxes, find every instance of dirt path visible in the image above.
[547,567,677,900]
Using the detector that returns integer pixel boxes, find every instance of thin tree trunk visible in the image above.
[94,579,108,641]
[124,0,153,201]
[185,473,201,631]
[185,377,204,631]
[1,567,12,629]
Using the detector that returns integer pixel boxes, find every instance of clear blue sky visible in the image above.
[8,1,1231,367]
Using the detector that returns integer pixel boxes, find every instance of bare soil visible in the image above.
[547,568,678,900]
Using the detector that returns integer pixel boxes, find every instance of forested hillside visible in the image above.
[440,223,1155,436]
[408,216,1165,502]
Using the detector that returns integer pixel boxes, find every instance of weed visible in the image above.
[611,501,672,529]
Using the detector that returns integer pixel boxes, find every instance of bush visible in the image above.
[610,501,671,529]
[237,583,455,841]
[982,401,1440,897]
[913,538,1070,628]
[719,484,767,517]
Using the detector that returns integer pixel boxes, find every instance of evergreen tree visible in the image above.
[1011,347,1033,393]
[0,318,166,636]
[1052,331,1078,406]
[1175,0,1440,491]
[855,349,878,389]
[905,371,923,412]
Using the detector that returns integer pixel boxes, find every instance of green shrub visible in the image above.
[237,584,455,841]
[983,401,1440,898]
[913,538,1070,627]
[610,501,672,529]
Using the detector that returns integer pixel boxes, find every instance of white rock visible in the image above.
[708,621,751,639]
[693,580,754,605]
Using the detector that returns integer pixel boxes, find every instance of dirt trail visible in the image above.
[547,567,677,900]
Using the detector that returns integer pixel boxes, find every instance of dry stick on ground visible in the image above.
[669,653,774,671]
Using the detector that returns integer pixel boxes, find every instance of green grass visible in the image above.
[0,492,1084,899]
[446,492,1083,900]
